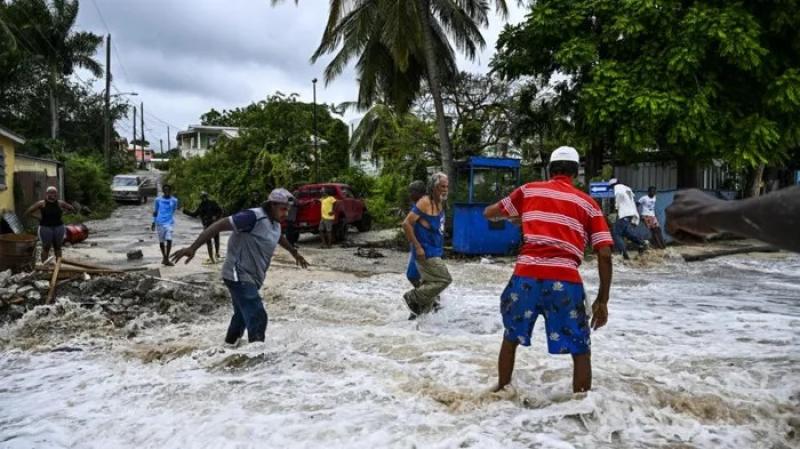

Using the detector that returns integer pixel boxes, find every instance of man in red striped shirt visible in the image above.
[484,146,614,393]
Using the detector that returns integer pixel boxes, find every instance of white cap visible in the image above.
[549,146,580,164]
[46,186,58,193]
[267,188,294,204]
[609,178,619,185]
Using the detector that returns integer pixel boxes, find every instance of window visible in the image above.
[342,187,355,199]
[0,145,6,190]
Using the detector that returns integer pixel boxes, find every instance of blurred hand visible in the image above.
[415,246,426,262]
[591,300,608,330]
[170,247,196,264]
[294,254,309,269]
[665,189,723,240]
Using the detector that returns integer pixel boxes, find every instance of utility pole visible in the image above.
[140,101,145,168]
[103,34,111,169]
[132,106,137,165]
[167,126,171,157]
[312,78,319,182]
[160,139,163,155]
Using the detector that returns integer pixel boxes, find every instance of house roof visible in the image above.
[176,125,240,138]
[15,153,62,166]
[0,125,26,145]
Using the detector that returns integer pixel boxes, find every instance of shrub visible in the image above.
[63,154,114,218]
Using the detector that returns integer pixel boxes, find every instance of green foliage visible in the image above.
[168,93,350,213]
[331,167,375,198]
[0,0,128,169]
[63,154,114,216]
[367,173,413,228]
[351,103,438,178]
[493,0,800,173]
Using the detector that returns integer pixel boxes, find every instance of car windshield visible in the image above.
[297,189,321,199]
[113,177,138,186]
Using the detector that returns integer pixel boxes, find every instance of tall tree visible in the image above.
[2,0,103,139]
[493,0,800,190]
[273,0,518,182]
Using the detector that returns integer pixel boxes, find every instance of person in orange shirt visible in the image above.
[319,188,337,248]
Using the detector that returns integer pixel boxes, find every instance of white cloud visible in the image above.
[77,0,526,150]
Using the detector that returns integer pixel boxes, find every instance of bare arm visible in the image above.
[58,200,75,212]
[278,234,309,268]
[403,211,425,261]
[483,203,504,221]
[484,201,521,225]
[24,201,44,216]
[171,217,234,264]
[666,187,800,253]
[591,246,613,330]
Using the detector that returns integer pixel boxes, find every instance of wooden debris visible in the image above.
[681,245,779,262]
[47,257,62,304]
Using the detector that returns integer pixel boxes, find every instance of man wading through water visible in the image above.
[484,146,613,393]
[172,188,309,346]
[152,184,179,266]
[402,173,452,320]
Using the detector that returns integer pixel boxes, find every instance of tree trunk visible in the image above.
[417,0,455,183]
[584,139,604,190]
[749,163,765,198]
[676,155,698,189]
[49,68,59,140]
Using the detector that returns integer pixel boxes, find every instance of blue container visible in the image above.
[452,203,521,255]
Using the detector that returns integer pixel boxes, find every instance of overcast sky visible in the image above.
[75,1,527,152]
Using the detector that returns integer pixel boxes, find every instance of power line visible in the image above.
[144,110,179,129]
[88,0,131,84]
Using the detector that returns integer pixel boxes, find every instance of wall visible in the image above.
[14,156,58,176]
[615,162,735,192]
[0,136,16,214]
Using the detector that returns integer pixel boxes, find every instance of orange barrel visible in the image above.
[0,233,37,272]
[64,224,89,244]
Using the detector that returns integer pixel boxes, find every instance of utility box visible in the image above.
[452,156,521,255]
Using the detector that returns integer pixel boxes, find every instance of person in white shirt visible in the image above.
[610,178,647,259]
[638,186,665,249]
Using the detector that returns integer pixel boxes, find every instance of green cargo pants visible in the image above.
[404,257,452,313]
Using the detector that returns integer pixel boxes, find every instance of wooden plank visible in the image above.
[60,258,112,271]
[47,257,62,304]
[35,266,122,274]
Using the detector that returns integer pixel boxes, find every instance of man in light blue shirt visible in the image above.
[151,184,179,266]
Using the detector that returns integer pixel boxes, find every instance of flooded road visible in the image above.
[1,204,798,448]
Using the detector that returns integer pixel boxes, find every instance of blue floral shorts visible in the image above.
[500,275,591,355]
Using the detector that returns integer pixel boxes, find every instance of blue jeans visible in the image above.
[613,216,646,257]
[223,279,268,344]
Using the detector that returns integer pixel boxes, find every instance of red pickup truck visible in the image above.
[286,183,371,244]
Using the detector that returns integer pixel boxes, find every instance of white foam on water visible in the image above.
[1,255,799,448]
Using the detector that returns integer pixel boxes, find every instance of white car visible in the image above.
[111,175,157,204]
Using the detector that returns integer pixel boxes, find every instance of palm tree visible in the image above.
[273,0,517,182]
[3,0,103,139]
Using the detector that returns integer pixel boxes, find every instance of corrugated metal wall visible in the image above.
[615,162,733,191]
[614,162,677,191]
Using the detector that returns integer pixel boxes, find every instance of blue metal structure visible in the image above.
[452,156,522,255]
